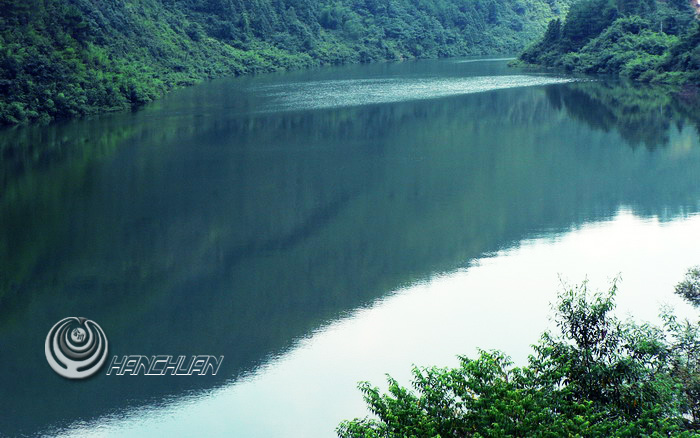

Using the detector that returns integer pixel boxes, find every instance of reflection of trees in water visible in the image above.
[1,84,700,436]
[545,81,700,149]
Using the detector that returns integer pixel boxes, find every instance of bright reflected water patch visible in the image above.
[257,75,577,110]
[49,210,700,438]
[454,57,517,63]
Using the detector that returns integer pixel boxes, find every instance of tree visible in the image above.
[676,266,700,307]
[338,279,699,437]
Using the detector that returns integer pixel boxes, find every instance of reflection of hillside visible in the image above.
[1,83,700,436]
[546,81,700,149]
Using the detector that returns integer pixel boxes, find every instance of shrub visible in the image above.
[338,278,700,437]
[676,266,700,307]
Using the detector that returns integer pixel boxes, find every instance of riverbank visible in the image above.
[0,0,574,126]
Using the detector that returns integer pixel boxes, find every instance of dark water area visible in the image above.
[1,58,699,437]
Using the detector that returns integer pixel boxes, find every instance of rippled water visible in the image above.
[1,57,699,438]
[454,57,517,63]
[257,75,577,110]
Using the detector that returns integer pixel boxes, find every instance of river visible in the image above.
[1,57,699,437]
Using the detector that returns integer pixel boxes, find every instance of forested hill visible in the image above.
[519,0,700,83]
[0,0,573,125]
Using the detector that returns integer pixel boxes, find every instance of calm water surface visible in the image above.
[1,58,700,437]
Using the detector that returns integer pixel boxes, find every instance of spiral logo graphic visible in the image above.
[45,317,108,379]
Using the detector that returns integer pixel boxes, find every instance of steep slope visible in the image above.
[0,0,573,124]
[518,0,700,82]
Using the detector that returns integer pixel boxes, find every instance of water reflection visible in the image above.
[546,81,700,149]
[51,211,700,438]
[0,60,699,437]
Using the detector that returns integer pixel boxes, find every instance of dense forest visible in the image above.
[0,0,573,125]
[519,0,700,83]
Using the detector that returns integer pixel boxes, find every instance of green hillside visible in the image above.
[519,0,700,83]
[0,0,574,125]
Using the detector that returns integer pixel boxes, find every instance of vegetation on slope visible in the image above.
[338,270,700,437]
[0,0,573,125]
[519,0,700,83]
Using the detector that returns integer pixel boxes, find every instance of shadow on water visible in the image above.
[1,66,700,436]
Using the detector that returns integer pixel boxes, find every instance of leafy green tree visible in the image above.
[676,266,700,311]
[561,0,618,51]
[338,280,699,437]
